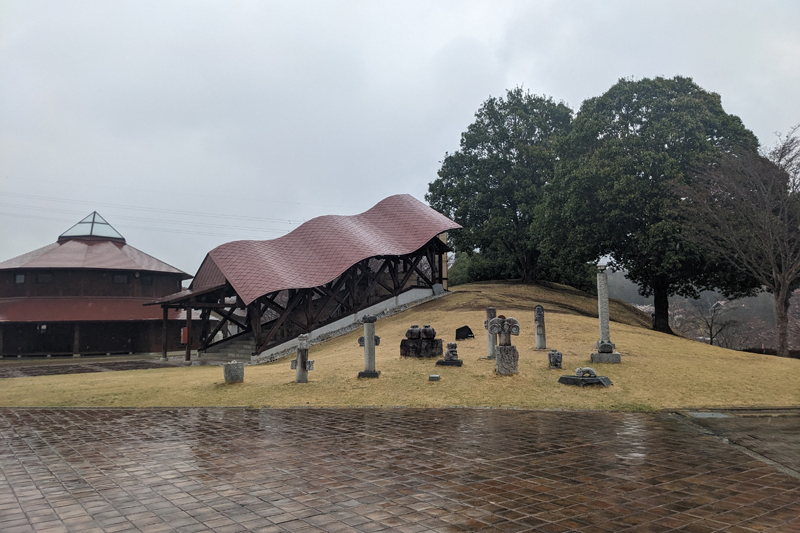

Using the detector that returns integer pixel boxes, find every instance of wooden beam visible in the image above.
[256,289,304,354]
[162,306,168,359]
[184,305,192,362]
[201,306,239,349]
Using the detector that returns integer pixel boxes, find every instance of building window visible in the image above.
[113,274,129,284]
[15,274,25,284]
[37,324,48,334]
[36,273,53,283]
[141,275,153,286]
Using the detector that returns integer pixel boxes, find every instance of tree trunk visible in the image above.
[518,250,541,284]
[774,288,791,358]
[653,280,674,334]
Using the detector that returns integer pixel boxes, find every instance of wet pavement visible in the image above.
[1,409,798,533]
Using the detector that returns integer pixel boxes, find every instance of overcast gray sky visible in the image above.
[2,0,799,276]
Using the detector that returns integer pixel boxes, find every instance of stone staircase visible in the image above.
[198,333,256,362]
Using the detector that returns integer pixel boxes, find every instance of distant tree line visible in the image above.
[427,76,800,357]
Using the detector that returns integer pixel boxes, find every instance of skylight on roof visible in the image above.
[59,212,125,240]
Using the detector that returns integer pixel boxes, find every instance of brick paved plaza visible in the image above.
[1,408,798,532]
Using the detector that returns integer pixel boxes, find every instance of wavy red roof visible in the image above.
[191,194,460,305]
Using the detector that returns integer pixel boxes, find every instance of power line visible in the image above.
[0,211,288,240]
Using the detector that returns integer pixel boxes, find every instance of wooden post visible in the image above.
[0,324,4,358]
[72,323,80,357]
[185,305,192,362]
[161,306,169,360]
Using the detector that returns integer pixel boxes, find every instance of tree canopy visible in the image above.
[426,88,573,283]
[551,76,761,332]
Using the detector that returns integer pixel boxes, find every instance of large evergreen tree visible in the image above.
[553,76,760,332]
[426,88,572,283]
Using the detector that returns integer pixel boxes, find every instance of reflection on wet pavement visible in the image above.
[1,408,798,532]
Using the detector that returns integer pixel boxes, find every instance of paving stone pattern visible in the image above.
[1,408,799,532]
[0,360,182,379]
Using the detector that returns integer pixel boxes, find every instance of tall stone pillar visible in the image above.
[534,305,546,349]
[358,315,380,378]
[591,266,621,363]
[291,334,314,383]
[484,307,497,359]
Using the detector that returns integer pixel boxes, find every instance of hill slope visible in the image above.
[1,282,798,410]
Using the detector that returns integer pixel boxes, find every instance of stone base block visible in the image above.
[591,352,621,364]
[223,361,244,383]
[400,338,443,358]
[495,345,519,376]
[558,375,612,387]
[435,360,463,367]
[357,370,381,378]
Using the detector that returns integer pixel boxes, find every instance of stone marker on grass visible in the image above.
[400,324,442,358]
[290,334,314,383]
[548,349,562,369]
[224,361,244,384]
[558,366,612,387]
[488,316,520,375]
[591,266,621,364]
[358,315,380,378]
[534,305,546,349]
[436,342,463,367]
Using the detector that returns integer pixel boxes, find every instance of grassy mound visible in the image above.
[1,281,798,410]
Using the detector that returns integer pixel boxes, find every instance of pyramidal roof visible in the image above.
[0,212,191,278]
[59,211,125,242]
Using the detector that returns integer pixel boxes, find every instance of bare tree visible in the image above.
[670,296,739,346]
[679,126,800,357]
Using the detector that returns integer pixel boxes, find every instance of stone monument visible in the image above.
[290,334,314,383]
[484,307,497,359]
[488,316,520,375]
[223,361,244,384]
[591,266,621,364]
[534,305,546,349]
[558,366,612,387]
[358,315,380,378]
[548,349,562,369]
[400,324,443,358]
[436,342,463,367]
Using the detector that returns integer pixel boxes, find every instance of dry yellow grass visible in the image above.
[2,281,798,411]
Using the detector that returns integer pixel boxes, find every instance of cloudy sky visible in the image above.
[2,0,799,277]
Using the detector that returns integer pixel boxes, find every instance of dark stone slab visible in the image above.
[435,360,463,367]
[455,326,474,340]
[559,375,612,387]
[357,370,381,378]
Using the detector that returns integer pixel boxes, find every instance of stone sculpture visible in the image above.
[358,315,380,378]
[558,366,612,387]
[455,325,474,340]
[484,307,498,359]
[436,342,463,367]
[534,305,546,349]
[591,266,622,363]
[488,315,520,375]
[400,324,443,358]
[548,349,562,369]
[290,334,314,383]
